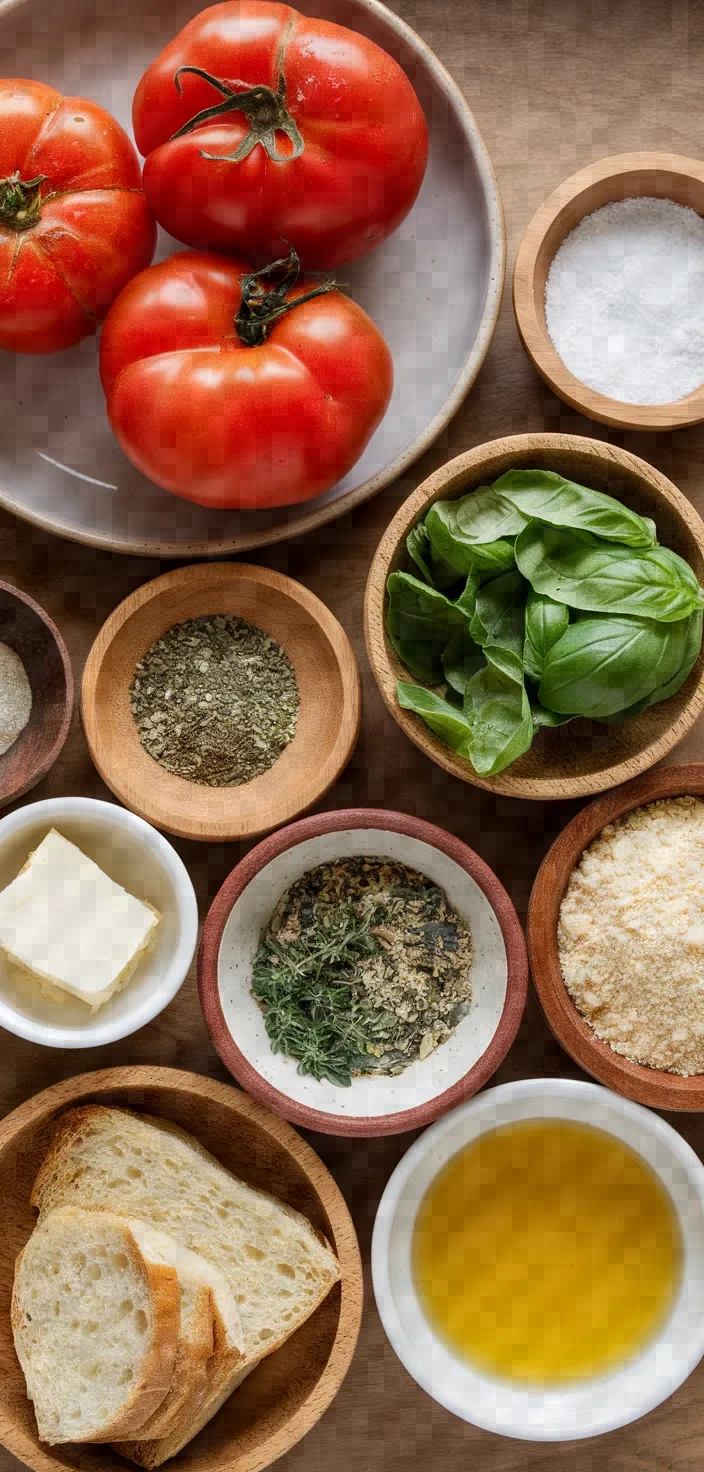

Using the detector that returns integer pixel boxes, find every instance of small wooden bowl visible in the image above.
[0,583,73,809]
[364,433,704,801]
[81,563,361,842]
[513,152,704,431]
[528,764,704,1110]
[0,1065,362,1472]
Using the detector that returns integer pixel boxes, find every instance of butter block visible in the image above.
[0,828,160,1009]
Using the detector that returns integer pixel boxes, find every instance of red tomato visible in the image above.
[132,0,428,269]
[99,248,393,510]
[0,79,157,354]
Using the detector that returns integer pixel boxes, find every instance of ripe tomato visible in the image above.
[99,247,393,510]
[132,0,428,269]
[0,79,157,354]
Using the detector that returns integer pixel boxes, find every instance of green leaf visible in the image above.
[493,469,657,548]
[386,572,468,684]
[437,484,530,543]
[530,700,574,729]
[425,501,517,578]
[453,573,481,618]
[538,615,690,718]
[462,649,534,775]
[469,569,526,658]
[523,589,570,682]
[397,681,473,753]
[598,610,704,722]
[406,523,459,590]
[515,522,704,623]
[442,627,485,696]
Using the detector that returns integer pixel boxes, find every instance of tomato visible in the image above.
[132,1,428,269]
[99,247,393,510]
[0,80,157,354]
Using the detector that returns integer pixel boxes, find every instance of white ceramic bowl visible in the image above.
[372,1077,704,1442]
[0,797,198,1047]
[198,810,527,1137]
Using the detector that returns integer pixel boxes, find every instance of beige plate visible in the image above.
[0,0,504,558]
[364,433,704,801]
[81,562,361,841]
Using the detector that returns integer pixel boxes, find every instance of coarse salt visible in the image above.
[545,197,704,404]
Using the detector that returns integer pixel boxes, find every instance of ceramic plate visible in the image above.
[0,0,504,556]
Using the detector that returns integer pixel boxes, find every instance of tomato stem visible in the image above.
[0,172,47,231]
[170,66,304,163]
[235,246,336,346]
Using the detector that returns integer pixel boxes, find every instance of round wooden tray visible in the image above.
[0,0,504,557]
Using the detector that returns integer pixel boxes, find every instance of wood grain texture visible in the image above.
[513,153,704,431]
[81,564,361,842]
[364,433,704,798]
[0,1068,362,1472]
[527,763,704,1110]
[0,583,73,809]
[197,808,528,1136]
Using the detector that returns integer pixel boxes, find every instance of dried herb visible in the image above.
[252,858,473,1086]
[130,614,299,787]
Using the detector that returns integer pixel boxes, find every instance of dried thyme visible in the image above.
[130,614,299,787]
[251,857,473,1086]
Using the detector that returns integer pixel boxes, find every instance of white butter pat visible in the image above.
[0,828,160,1009]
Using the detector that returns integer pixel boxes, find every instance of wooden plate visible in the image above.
[0,1065,362,1472]
[513,152,704,431]
[0,582,73,808]
[81,563,360,842]
[527,764,704,1110]
[0,0,504,558]
[364,432,704,801]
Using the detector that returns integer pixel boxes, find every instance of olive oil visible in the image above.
[412,1119,682,1385]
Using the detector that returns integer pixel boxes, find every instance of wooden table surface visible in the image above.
[3,0,704,1468]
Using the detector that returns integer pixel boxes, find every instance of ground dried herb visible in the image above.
[130,614,299,787]
[252,857,473,1086]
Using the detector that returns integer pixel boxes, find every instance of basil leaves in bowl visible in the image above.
[364,434,704,800]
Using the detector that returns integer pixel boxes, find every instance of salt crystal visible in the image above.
[544,197,704,404]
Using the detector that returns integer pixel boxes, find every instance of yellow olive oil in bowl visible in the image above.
[412,1119,682,1385]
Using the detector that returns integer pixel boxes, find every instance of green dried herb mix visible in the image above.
[252,858,473,1086]
[130,614,299,787]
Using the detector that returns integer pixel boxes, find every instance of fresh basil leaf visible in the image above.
[386,571,468,684]
[598,610,704,722]
[443,485,530,543]
[523,589,570,682]
[406,524,435,585]
[425,501,517,577]
[397,682,474,753]
[530,700,574,729]
[516,523,704,623]
[469,570,526,658]
[454,574,481,618]
[538,615,690,718]
[442,627,485,696]
[493,469,657,548]
[462,650,534,775]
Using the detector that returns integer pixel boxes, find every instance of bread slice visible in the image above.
[31,1106,340,1464]
[12,1206,180,1445]
[123,1223,243,1443]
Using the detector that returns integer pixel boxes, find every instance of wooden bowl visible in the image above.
[513,152,704,431]
[81,563,361,842]
[527,764,704,1110]
[364,432,704,801]
[0,1065,362,1472]
[0,582,73,809]
[198,809,528,1137]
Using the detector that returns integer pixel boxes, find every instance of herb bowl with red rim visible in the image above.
[198,809,527,1138]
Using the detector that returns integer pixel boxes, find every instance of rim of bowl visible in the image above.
[513,151,704,431]
[198,807,528,1137]
[0,0,505,558]
[527,762,704,1110]
[0,797,198,1047]
[371,1076,704,1440]
[0,581,74,806]
[364,431,704,800]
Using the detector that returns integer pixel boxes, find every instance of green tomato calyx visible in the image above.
[170,66,304,163]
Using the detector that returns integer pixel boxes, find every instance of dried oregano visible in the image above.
[130,614,299,787]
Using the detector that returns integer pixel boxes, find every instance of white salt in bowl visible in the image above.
[0,797,198,1048]
[372,1077,704,1441]
[513,151,704,431]
[197,809,528,1138]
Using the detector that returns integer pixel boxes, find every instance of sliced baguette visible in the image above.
[12,1206,180,1445]
[31,1105,340,1464]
